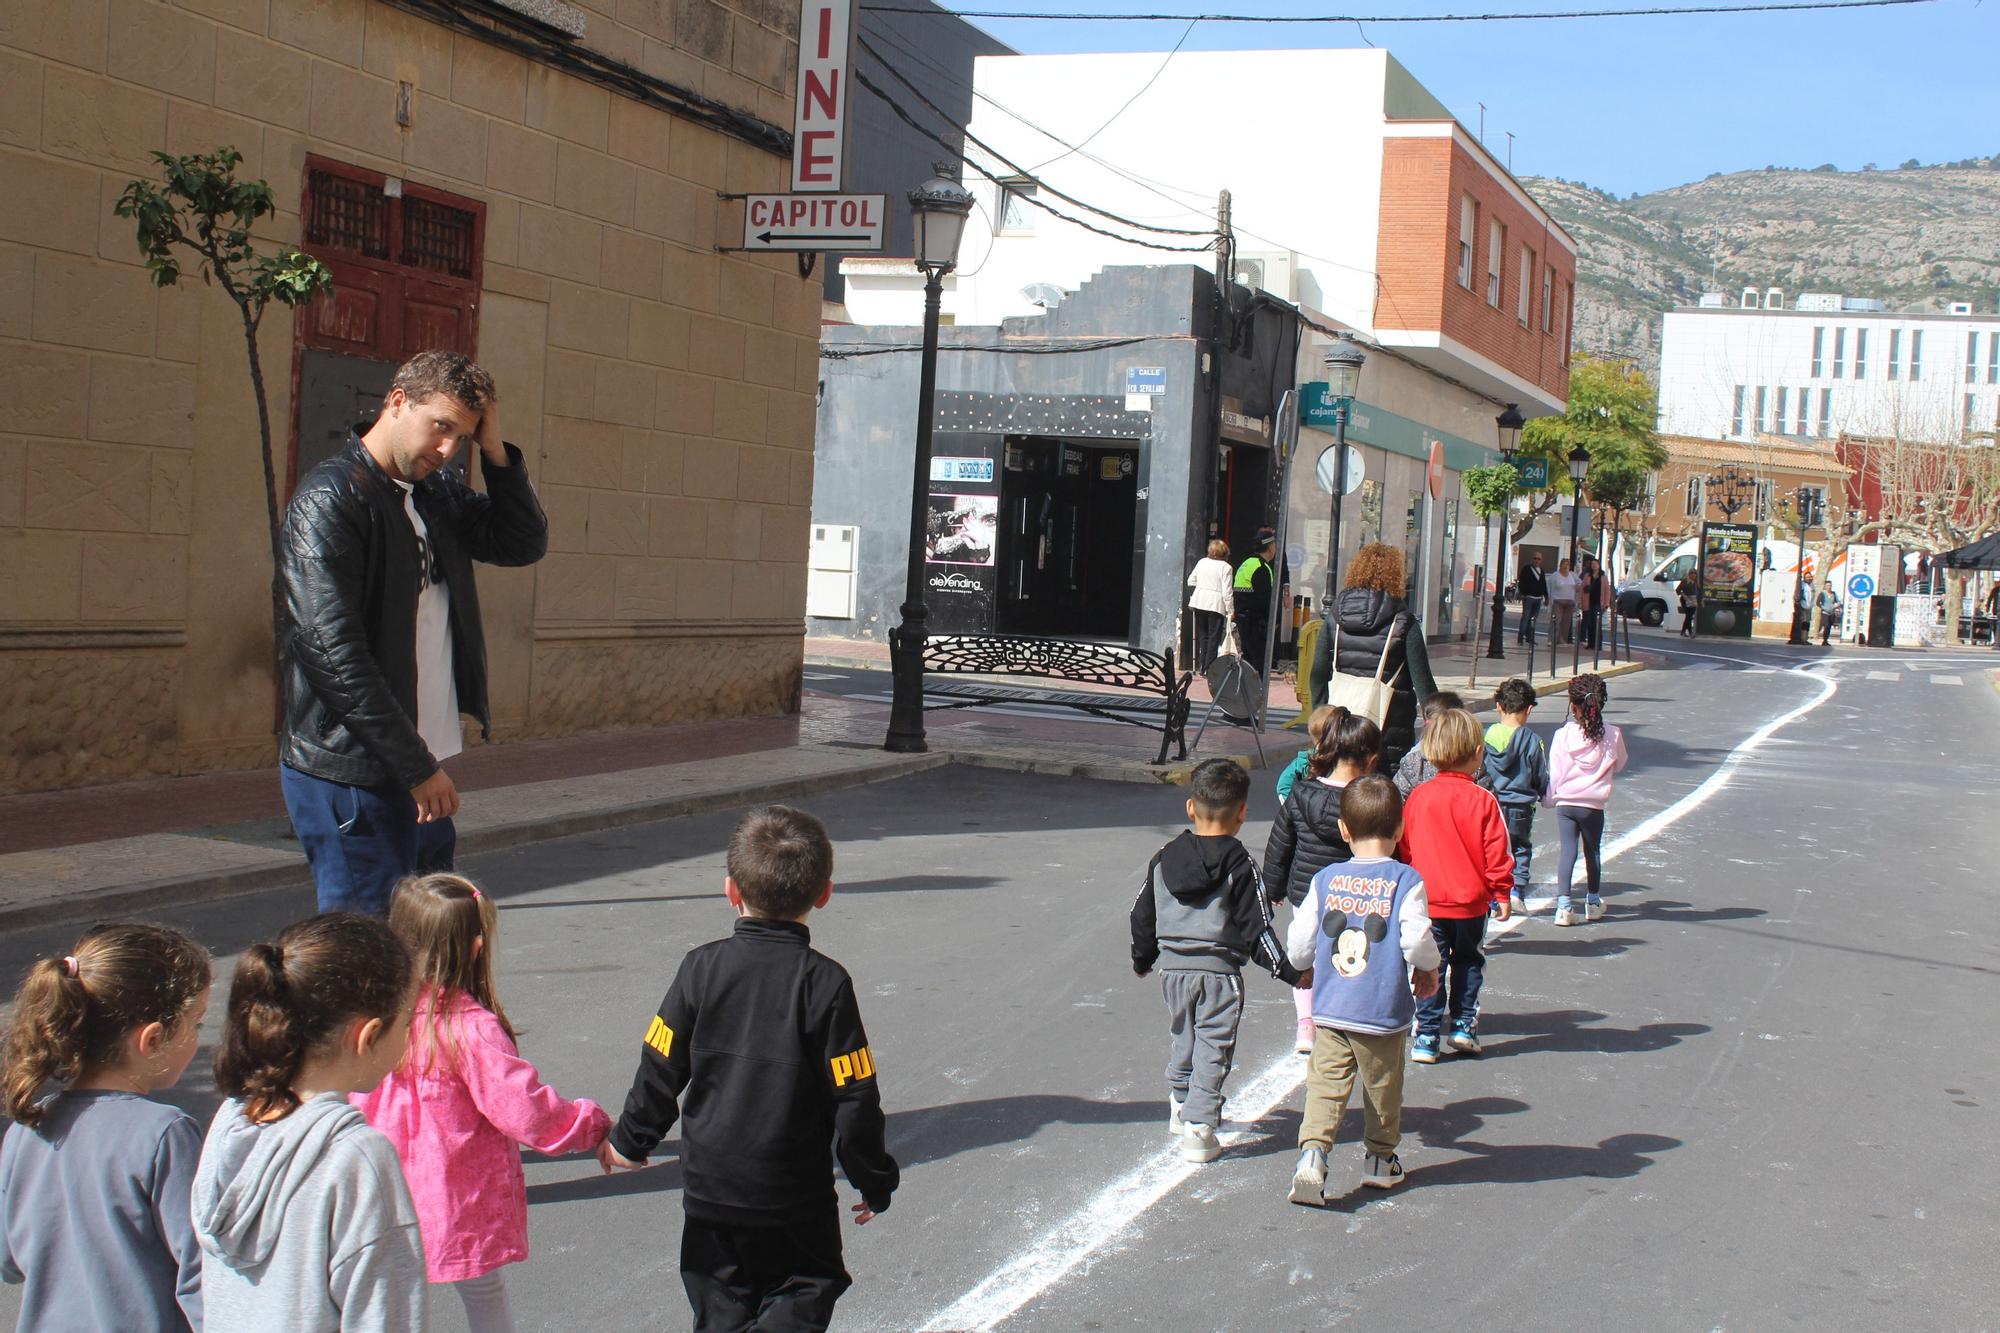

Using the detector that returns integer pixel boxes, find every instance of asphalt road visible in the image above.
[4,636,1998,1331]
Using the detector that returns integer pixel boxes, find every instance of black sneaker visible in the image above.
[1361,1152,1405,1189]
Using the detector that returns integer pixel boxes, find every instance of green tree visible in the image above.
[1511,357,1669,564]
[117,147,334,683]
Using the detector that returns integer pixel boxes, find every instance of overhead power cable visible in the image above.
[862,0,1934,19]
[851,67,1218,252]
[856,35,1215,238]
[1026,17,1199,171]
[822,335,1178,359]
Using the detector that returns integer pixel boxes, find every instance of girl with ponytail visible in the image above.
[192,912,428,1332]
[0,923,211,1331]
[1546,673,1629,927]
[1263,705,1384,1052]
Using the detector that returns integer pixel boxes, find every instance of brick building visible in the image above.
[0,0,823,794]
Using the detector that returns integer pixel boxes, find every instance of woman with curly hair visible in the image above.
[1309,543,1439,774]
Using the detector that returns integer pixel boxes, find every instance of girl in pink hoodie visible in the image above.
[1545,673,1628,927]
[355,874,610,1333]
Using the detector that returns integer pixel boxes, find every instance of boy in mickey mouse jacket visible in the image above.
[1284,775,1439,1204]
[600,805,898,1331]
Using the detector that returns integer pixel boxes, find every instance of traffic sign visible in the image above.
[1315,444,1365,495]
[740,193,887,251]
[1847,573,1876,600]
[1426,438,1445,499]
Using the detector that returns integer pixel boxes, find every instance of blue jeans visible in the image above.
[1500,802,1535,898]
[1555,804,1605,911]
[1414,916,1487,1038]
[1517,596,1543,643]
[281,765,456,916]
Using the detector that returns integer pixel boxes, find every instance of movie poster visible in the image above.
[926,494,998,566]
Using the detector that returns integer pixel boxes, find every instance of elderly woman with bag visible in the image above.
[1308,542,1439,775]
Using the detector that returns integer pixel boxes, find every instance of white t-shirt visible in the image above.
[395,481,462,764]
[1547,571,1580,602]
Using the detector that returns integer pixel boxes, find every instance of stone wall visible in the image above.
[0,0,819,794]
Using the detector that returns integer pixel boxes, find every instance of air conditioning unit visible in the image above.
[1234,250,1297,301]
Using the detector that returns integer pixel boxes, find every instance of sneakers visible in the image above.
[1288,1146,1328,1205]
[1169,1098,1185,1135]
[1296,1018,1316,1055]
[1447,1024,1482,1056]
[1361,1152,1406,1189]
[1553,904,1577,927]
[1181,1122,1222,1164]
[1586,900,1606,923]
[1410,1035,1442,1064]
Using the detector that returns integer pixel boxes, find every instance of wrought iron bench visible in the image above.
[919,635,1193,765]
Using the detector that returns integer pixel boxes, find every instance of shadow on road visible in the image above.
[1475,1008,1710,1059]
[1499,934,1644,959]
[1621,899,1769,924]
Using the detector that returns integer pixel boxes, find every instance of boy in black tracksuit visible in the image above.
[602,805,899,1331]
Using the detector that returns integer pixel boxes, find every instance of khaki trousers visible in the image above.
[1298,1026,1405,1158]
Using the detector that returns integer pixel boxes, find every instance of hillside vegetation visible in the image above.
[1524,162,2000,370]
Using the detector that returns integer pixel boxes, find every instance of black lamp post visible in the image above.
[1484,403,1526,660]
[884,171,975,754]
[1321,336,1366,607]
[1567,443,1591,670]
[1788,484,1813,645]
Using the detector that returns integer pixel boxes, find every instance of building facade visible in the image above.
[1,0,824,794]
[1659,296,2000,445]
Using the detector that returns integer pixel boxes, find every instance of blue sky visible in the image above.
[924,0,2000,196]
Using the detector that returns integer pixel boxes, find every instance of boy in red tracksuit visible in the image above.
[1398,708,1514,1064]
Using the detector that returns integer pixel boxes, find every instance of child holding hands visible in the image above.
[354,874,611,1333]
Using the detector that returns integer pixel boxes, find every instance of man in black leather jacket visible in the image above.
[279,350,548,914]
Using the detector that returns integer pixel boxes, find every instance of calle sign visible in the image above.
[742,193,886,251]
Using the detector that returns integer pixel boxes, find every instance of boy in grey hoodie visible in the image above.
[1131,760,1303,1164]
[1482,678,1551,909]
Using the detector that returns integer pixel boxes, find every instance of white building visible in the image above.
[1659,295,2000,445]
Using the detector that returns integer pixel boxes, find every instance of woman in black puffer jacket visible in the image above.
[1308,542,1440,774]
[1262,704,1383,1053]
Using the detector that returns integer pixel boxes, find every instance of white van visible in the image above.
[1616,538,1841,625]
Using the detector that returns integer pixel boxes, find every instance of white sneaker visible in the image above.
[1289,1146,1328,1205]
[1586,901,1606,923]
[1361,1152,1406,1189]
[1553,905,1577,927]
[1168,1099,1185,1135]
[1181,1122,1222,1163]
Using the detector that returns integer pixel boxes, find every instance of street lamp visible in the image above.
[1568,443,1591,668]
[1320,336,1366,607]
[1485,403,1526,661]
[1706,465,1756,520]
[884,171,975,754]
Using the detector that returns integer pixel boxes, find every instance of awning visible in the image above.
[1941,533,2000,570]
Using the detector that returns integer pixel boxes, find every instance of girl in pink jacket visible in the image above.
[354,874,610,1332]
[1545,673,1628,927]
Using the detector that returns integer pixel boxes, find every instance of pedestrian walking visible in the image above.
[1546,674,1628,927]
[1392,690,1466,797]
[1516,552,1548,645]
[599,806,899,1332]
[1284,776,1440,1202]
[1676,571,1699,637]
[1547,558,1579,645]
[0,924,212,1333]
[195,913,426,1332]
[1132,760,1303,1164]
[1398,710,1514,1064]
[1263,706,1384,1053]
[1483,678,1550,913]
[1816,584,1841,646]
[1232,529,1281,674]
[1186,539,1236,672]
[280,350,549,917]
[355,874,611,1333]
[1312,542,1440,775]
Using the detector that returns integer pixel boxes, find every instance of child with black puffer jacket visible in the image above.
[1263,705,1382,1054]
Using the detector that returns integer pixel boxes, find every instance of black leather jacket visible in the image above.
[279,440,548,790]
[1261,777,1354,908]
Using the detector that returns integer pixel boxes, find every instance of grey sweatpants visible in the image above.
[1161,969,1244,1129]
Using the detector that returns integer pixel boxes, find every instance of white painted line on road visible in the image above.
[923,649,1844,1331]
[1933,674,1964,686]
[1867,670,1901,681]
[917,1051,1308,1332]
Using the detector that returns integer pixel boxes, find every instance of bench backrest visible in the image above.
[923,634,1171,693]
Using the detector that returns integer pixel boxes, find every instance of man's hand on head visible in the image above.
[476,400,506,470]
[411,768,459,823]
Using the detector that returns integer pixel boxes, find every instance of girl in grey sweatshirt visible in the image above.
[192,913,427,1333]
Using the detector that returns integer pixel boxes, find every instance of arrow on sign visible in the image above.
[758,231,873,245]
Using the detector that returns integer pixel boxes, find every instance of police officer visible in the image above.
[1233,527,1281,673]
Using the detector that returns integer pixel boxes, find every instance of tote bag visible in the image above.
[1325,618,1405,727]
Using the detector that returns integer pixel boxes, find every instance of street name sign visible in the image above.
[740,193,887,251]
